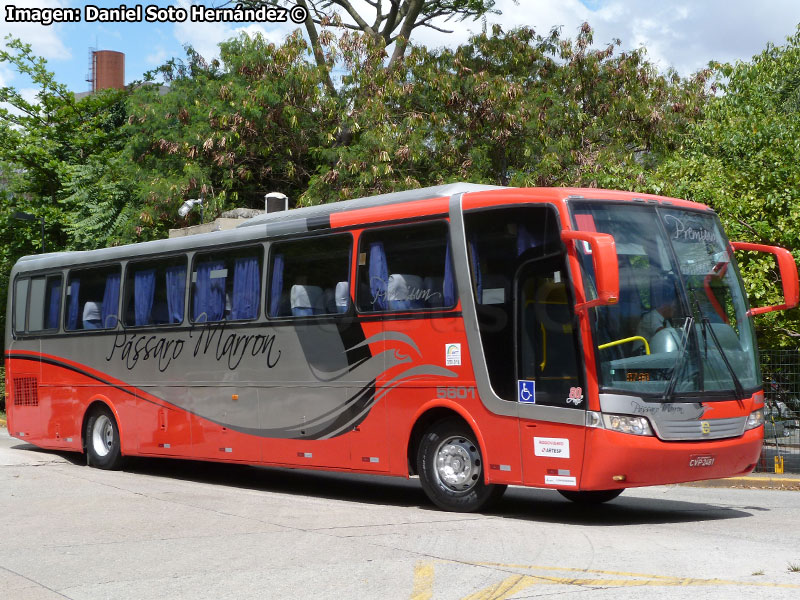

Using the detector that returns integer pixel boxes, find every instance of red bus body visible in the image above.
[5,185,794,510]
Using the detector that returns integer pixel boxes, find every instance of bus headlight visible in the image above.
[745,409,764,430]
[602,414,653,436]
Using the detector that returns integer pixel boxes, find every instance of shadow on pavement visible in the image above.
[122,453,756,526]
[9,442,756,525]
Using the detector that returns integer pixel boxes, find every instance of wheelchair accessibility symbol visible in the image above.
[518,380,536,404]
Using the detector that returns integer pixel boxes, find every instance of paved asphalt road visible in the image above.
[2,429,800,600]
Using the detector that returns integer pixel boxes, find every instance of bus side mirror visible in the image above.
[731,241,799,316]
[561,230,619,311]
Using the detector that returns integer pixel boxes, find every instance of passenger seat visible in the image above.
[290,285,323,316]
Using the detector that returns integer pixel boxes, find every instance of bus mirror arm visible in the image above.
[731,241,799,316]
[561,230,620,312]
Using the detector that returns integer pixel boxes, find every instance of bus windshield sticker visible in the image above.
[566,387,584,405]
[534,437,570,459]
[518,379,536,404]
[445,343,461,366]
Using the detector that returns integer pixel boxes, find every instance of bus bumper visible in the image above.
[579,425,763,490]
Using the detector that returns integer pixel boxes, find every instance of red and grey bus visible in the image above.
[6,184,798,511]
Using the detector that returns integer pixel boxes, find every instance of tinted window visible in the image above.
[26,275,62,332]
[66,266,121,330]
[191,247,262,323]
[268,235,352,318]
[357,222,455,312]
[13,278,28,334]
[123,257,187,326]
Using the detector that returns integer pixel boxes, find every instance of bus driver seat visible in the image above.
[636,275,681,353]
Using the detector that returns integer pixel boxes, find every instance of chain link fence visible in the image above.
[758,350,800,473]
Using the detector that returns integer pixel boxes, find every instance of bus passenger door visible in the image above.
[516,256,587,488]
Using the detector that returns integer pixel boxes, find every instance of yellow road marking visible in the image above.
[410,561,434,600]
[479,562,800,588]
[461,575,531,600]
[464,574,800,599]
[411,561,800,599]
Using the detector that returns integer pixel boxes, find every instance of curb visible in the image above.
[682,475,800,491]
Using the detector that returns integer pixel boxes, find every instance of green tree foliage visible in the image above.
[241,0,498,85]
[655,27,800,345]
[303,24,709,202]
[0,37,135,346]
[126,31,340,224]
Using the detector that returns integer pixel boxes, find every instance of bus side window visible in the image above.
[123,257,187,327]
[356,221,455,313]
[191,248,262,323]
[268,234,352,318]
[65,266,121,330]
[13,278,29,334]
[25,275,62,333]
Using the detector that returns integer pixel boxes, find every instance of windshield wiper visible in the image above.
[688,288,745,400]
[701,316,746,400]
[662,316,694,401]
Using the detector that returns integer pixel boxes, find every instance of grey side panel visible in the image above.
[448,193,584,426]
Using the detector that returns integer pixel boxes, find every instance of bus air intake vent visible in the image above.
[13,377,39,407]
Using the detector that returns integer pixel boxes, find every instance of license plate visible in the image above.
[689,454,715,467]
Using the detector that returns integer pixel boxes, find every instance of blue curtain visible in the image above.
[517,224,541,256]
[193,261,226,322]
[134,268,156,326]
[165,265,186,324]
[46,278,61,329]
[269,253,284,317]
[469,237,482,303]
[67,279,80,330]
[369,242,388,311]
[101,272,120,328]
[232,256,260,320]
[443,242,456,307]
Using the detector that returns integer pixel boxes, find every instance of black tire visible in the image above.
[558,489,624,504]
[85,406,123,470]
[417,418,506,512]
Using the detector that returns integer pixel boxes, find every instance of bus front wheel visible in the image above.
[417,418,506,512]
[85,406,123,470]
[558,489,624,504]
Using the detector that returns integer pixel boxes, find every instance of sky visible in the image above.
[2,0,800,98]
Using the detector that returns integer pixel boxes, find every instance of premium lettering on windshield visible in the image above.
[664,214,717,243]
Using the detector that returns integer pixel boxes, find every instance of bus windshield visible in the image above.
[571,202,760,400]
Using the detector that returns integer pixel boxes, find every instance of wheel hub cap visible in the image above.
[435,436,481,492]
[92,415,113,457]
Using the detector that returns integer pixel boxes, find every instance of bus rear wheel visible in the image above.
[558,489,624,504]
[85,406,123,470]
[417,418,506,512]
